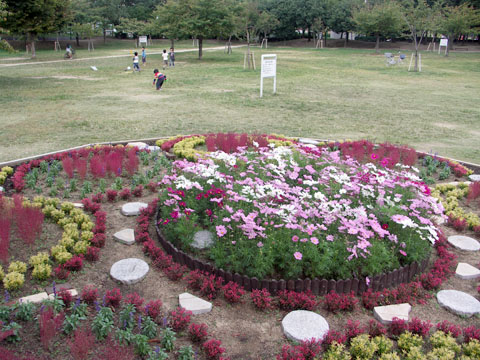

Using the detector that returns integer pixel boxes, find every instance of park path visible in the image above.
[0,45,245,68]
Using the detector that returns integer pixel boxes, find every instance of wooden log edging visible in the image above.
[154,208,430,296]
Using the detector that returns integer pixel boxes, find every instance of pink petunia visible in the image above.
[294,252,302,260]
[292,235,299,242]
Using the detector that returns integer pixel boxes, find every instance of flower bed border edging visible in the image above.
[154,207,429,296]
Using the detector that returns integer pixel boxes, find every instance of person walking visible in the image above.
[168,48,175,67]
[141,47,147,66]
[133,52,140,72]
[162,49,168,70]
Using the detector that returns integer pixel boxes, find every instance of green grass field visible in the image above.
[0,40,479,163]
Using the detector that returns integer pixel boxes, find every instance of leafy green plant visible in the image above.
[69,179,78,192]
[148,347,169,360]
[161,327,176,352]
[115,328,136,345]
[178,345,195,360]
[141,316,158,339]
[133,334,151,357]
[0,305,11,322]
[41,296,65,314]
[14,301,36,321]
[63,313,87,335]
[91,306,114,340]
[113,178,123,190]
[82,181,92,194]
[2,321,22,342]
[118,303,136,330]
[99,179,107,193]
[72,301,88,318]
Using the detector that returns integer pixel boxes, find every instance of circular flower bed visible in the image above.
[157,143,445,280]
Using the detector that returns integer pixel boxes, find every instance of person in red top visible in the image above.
[153,69,166,90]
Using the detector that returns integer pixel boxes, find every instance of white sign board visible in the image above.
[260,54,277,97]
[139,36,148,44]
[439,38,448,47]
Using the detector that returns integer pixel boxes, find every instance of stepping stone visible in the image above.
[110,258,149,285]
[19,292,49,304]
[455,263,480,280]
[437,290,480,317]
[45,282,73,295]
[127,142,148,150]
[374,303,412,325]
[121,202,148,216]
[192,230,214,249]
[298,138,320,145]
[448,235,480,251]
[48,289,78,300]
[148,146,161,152]
[114,229,135,245]
[179,292,212,315]
[469,174,480,182]
[73,203,84,208]
[282,310,329,342]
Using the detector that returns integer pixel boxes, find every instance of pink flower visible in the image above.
[326,235,334,242]
[170,211,179,219]
[294,252,302,260]
[380,157,390,167]
[399,250,407,256]
[216,225,227,237]
[292,235,299,242]
[310,237,319,245]
[371,153,378,160]
[366,277,370,286]
[300,238,308,243]
[257,241,264,248]
[231,241,236,245]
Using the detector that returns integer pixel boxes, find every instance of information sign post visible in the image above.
[439,38,448,55]
[260,54,277,98]
[139,36,148,46]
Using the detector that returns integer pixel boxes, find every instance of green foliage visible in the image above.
[63,313,87,335]
[72,302,88,317]
[133,334,151,357]
[42,296,65,314]
[323,342,352,360]
[2,321,22,342]
[14,301,36,321]
[0,305,11,322]
[177,345,195,360]
[462,339,480,358]
[160,327,176,352]
[91,306,114,340]
[373,335,393,355]
[141,316,158,339]
[429,331,461,354]
[118,303,136,330]
[115,328,136,345]
[148,347,169,360]
[349,334,378,360]
[398,332,424,354]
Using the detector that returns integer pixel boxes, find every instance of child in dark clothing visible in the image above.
[153,69,166,90]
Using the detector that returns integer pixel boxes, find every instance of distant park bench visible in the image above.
[384,53,406,66]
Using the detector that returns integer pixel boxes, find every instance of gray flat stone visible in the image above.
[455,263,480,280]
[148,146,161,152]
[179,292,212,315]
[469,174,480,182]
[282,310,329,342]
[0,186,3,192]
[127,141,148,150]
[298,138,320,145]
[437,290,480,317]
[110,258,149,285]
[114,229,135,245]
[121,202,148,216]
[19,292,49,304]
[448,235,480,251]
[48,289,78,300]
[45,282,73,295]
[192,230,214,249]
[374,303,412,325]
[73,202,84,208]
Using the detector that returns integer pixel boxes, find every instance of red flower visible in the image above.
[381,224,389,230]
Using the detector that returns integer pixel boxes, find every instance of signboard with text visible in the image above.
[139,36,148,44]
[260,54,277,97]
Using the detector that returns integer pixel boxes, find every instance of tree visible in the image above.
[401,0,436,71]
[440,3,479,55]
[1,0,72,58]
[89,0,125,43]
[327,0,359,47]
[353,0,404,53]
[153,0,193,49]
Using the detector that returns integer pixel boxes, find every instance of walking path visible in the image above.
[0,45,244,68]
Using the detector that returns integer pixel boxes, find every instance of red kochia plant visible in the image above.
[74,158,88,179]
[389,317,408,337]
[202,338,226,360]
[106,151,123,177]
[68,327,95,360]
[106,189,118,202]
[64,255,84,272]
[276,345,305,360]
[147,181,157,192]
[449,216,468,231]
[345,320,366,341]
[200,274,224,300]
[419,272,443,290]
[58,289,73,308]
[185,270,205,290]
[408,317,432,338]
[39,307,64,351]
[463,325,480,343]
[367,319,387,337]
[164,263,187,281]
[323,291,358,313]
[85,246,100,262]
[296,339,322,360]
[277,290,317,311]
[91,193,104,203]
[322,330,347,351]
[222,281,246,304]
[188,323,208,342]
[62,157,75,178]
[119,188,131,200]
[16,205,44,245]
[132,185,143,197]
[104,288,122,308]
[125,292,144,309]
[125,149,139,176]
[91,233,106,248]
[143,299,162,320]
[250,288,273,310]
[81,285,99,305]
[436,320,462,338]
[0,218,11,262]
[467,181,480,202]
[169,307,192,332]
[54,264,70,280]
[89,155,106,178]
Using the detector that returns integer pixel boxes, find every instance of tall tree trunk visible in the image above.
[198,36,203,59]
[103,29,106,44]
[170,38,174,49]
[76,33,80,47]
[344,33,347,48]
[375,34,380,53]
[307,28,311,42]
[28,33,36,59]
[446,34,452,57]
[246,29,251,68]
[323,31,327,48]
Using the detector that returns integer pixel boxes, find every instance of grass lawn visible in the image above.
[0,41,479,163]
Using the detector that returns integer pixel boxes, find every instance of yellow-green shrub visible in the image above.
[426,347,456,360]
[59,236,75,250]
[373,335,393,355]
[378,353,401,360]
[8,261,27,274]
[462,339,480,358]
[42,205,57,217]
[51,245,68,258]
[1,166,13,175]
[323,342,351,360]
[51,209,66,222]
[60,202,75,214]
[73,213,89,226]
[73,241,89,255]
[3,272,25,290]
[0,266,4,282]
[44,198,60,207]
[81,221,94,231]
[398,332,424,354]
[63,224,79,240]
[80,231,93,242]
[403,346,424,360]
[54,251,72,264]
[29,252,50,267]
[349,334,378,360]
[32,263,52,281]
[57,217,73,228]
[430,331,461,354]
[0,173,7,184]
